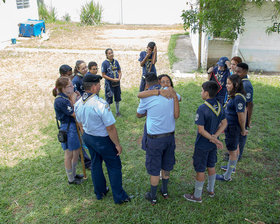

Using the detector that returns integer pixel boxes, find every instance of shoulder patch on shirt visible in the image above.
[67,106,72,112]
[195,113,199,121]
[238,103,243,110]
[246,93,251,100]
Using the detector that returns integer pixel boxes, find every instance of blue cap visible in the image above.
[217,57,229,67]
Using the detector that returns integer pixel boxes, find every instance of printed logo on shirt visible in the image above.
[67,106,72,112]
[238,103,243,110]
[246,93,251,100]
[195,113,199,121]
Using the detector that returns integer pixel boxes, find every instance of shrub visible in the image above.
[37,0,57,23]
[80,0,103,25]
[63,13,71,22]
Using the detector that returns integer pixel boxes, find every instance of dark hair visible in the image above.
[231,56,242,64]
[202,81,219,98]
[88,61,98,70]
[74,60,85,75]
[158,74,174,87]
[237,62,249,71]
[83,82,98,91]
[145,72,158,85]
[147,42,156,50]
[228,74,245,97]
[105,48,113,58]
[59,64,72,76]
[53,77,70,97]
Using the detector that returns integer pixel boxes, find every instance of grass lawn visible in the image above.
[1,75,279,223]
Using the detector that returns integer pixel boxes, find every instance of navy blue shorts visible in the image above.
[61,122,80,151]
[225,125,241,151]
[145,134,176,176]
[193,147,217,172]
[105,82,121,104]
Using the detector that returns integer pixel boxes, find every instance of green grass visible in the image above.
[1,77,280,223]
[168,32,189,69]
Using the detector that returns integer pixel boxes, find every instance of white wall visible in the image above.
[0,0,38,47]
[44,0,186,24]
[236,2,280,72]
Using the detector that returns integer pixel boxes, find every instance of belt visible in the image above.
[147,132,174,139]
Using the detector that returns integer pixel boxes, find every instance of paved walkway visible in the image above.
[172,34,198,77]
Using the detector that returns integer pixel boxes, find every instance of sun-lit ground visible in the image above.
[0,24,184,167]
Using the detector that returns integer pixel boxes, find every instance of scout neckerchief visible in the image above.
[146,52,153,73]
[223,93,246,108]
[209,72,222,93]
[204,100,221,117]
[82,92,95,104]
[55,94,70,101]
[106,59,118,78]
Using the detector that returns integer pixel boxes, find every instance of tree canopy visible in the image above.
[181,0,280,40]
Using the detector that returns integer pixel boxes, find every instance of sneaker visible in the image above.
[145,192,157,205]
[160,189,169,199]
[68,178,83,185]
[216,174,232,182]
[220,166,236,173]
[183,194,202,203]
[207,191,215,198]
[75,174,84,179]
[116,112,121,117]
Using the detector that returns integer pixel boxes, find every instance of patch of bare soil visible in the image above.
[0,24,184,166]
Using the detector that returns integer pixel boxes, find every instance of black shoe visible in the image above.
[145,192,157,205]
[86,166,91,170]
[160,189,169,199]
[68,178,83,185]
[75,174,84,179]
[103,187,109,196]
[116,112,121,117]
[119,196,132,205]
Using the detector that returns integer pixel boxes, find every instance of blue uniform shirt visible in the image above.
[137,84,175,135]
[54,93,75,124]
[195,98,225,149]
[212,66,230,102]
[225,94,246,126]
[242,76,253,104]
[72,74,84,96]
[101,59,121,85]
[138,51,157,75]
[74,93,116,137]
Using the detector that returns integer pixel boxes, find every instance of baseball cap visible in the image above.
[83,73,102,83]
[217,57,229,67]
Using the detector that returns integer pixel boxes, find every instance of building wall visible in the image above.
[237,2,280,72]
[44,0,186,24]
[0,0,38,47]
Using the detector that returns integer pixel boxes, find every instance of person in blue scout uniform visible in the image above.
[183,81,227,203]
[207,56,231,105]
[139,42,157,92]
[59,64,73,78]
[87,61,98,75]
[72,60,92,169]
[137,72,180,205]
[234,63,253,160]
[137,74,181,151]
[216,75,248,181]
[74,73,130,204]
[72,60,88,96]
[53,77,84,185]
[101,48,122,117]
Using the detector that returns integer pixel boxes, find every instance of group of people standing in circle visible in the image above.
[52,41,253,205]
